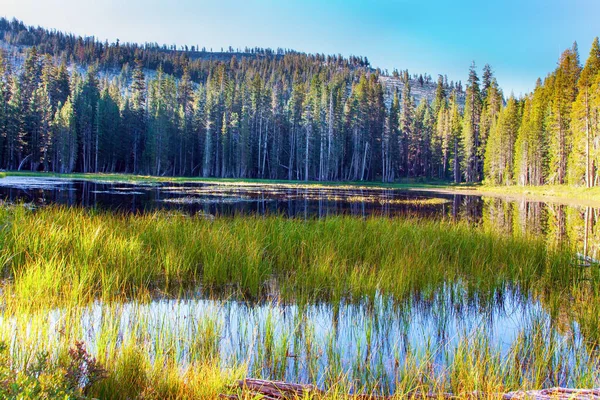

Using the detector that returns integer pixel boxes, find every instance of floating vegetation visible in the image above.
[90,190,145,195]
[160,195,257,204]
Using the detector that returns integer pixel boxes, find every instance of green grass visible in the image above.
[0,205,598,398]
[0,205,576,306]
[476,183,600,202]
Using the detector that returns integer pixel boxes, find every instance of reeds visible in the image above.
[0,206,575,306]
[0,205,597,398]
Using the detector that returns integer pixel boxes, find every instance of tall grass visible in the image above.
[0,206,575,307]
[2,296,599,399]
[0,205,597,398]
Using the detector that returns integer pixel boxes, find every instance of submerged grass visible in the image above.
[0,205,598,398]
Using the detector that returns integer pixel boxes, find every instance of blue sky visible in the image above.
[3,0,599,95]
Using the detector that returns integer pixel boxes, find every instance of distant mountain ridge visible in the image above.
[0,17,464,106]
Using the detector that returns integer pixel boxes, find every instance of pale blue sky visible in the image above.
[2,0,599,95]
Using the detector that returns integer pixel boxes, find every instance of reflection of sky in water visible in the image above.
[35,288,584,391]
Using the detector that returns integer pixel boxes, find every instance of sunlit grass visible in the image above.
[0,205,597,398]
[477,183,600,203]
[0,205,576,306]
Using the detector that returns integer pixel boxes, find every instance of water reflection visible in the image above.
[0,177,599,259]
[36,286,588,393]
[3,177,600,390]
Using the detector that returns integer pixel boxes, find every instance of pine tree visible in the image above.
[449,91,463,183]
[480,73,503,160]
[569,37,600,186]
[400,71,414,177]
[0,50,9,167]
[461,62,482,182]
[130,59,146,173]
[548,44,580,184]
[75,65,100,173]
[484,96,520,184]
[383,90,400,182]
[97,83,121,172]
[433,100,449,179]
[53,97,77,173]
[6,76,25,169]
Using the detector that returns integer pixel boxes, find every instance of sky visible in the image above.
[2,0,599,96]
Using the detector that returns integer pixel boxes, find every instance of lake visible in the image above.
[1,176,599,394]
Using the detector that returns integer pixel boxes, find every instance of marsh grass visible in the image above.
[4,296,599,399]
[0,205,578,307]
[0,205,598,398]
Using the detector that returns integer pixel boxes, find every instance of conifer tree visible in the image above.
[548,44,580,184]
[399,71,414,177]
[569,37,600,186]
[130,59,146,173]
[53,97,77,173]
[484,96,520,184]
[449,91,463,183]
[462,62,482,182]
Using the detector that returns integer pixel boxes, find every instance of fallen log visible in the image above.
[220,379,600,399]
[503,387,600,400]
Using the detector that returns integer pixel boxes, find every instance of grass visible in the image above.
[0,205,576,306]
[0,205,598,398]
[476,183,600,203]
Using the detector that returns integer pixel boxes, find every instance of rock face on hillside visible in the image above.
[379,75,466,108]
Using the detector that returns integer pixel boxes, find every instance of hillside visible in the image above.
[0,17,534,186]
[0,17,462,107]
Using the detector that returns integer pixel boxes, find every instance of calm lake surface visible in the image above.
[3,176,599,391]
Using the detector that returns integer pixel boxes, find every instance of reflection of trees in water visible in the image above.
[567,206,600,260]
[478,197,600,260]
[546,204,568,249]
[477,198,600,351]
[450,194,484,224]
[482,198,514,235]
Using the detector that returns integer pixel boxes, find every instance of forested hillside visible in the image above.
[0,17,599,185]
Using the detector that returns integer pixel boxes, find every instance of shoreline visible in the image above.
[2,171,600,207]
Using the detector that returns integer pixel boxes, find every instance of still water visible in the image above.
[2,176,599,391]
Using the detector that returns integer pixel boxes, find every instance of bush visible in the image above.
[0,341,106,399]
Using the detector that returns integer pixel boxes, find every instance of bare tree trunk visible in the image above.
[586,88,591,188]
[257,113,262,176]
[262,118,268,177]
[327,93,334,181]
[305,119,310,181]
[360,141,369,181]
[288,126,294,180]
[454,137,460,183]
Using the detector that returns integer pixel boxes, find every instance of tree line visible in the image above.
[0,17,599,185]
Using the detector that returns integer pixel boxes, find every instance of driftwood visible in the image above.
[503,388,600,400]
[220,379,600,399]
